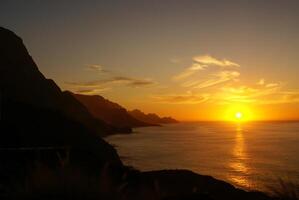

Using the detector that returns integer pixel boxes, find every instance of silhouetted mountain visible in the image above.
[0,27,120,136]
[0,27,122,167]
[129,109,178,124]
[73,94,157,130]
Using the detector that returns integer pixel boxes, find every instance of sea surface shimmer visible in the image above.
[106,121,299,192]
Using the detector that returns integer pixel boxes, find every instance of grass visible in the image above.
[268,179,299,200]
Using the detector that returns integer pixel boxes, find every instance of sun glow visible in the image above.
[225,105,253,122]
[235,112,243,120]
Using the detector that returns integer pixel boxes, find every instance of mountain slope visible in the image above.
[0,27,114,136]
[73,94,157,130]
[129,109,178,124]
[0,26,122,167]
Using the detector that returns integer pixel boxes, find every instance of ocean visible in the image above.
[106,121,299,192]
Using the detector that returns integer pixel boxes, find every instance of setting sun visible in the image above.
[235,112,243,119]
[224,105,253,121]
[235,112,243,120]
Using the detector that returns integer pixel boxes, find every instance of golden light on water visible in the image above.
[229,124,251,189]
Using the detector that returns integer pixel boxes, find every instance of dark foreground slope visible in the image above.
[73,93,157,130]
[126,170,272,200]
[129,109,178,124]
[0,27,274,200]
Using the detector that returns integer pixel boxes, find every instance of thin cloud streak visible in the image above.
[66,76,155,89]
[173,63,208,80]
[152,93,210,104]
[85,64,110,73]
[173,55,239,80]
[192,71,240,89]
[216,81,299,105]
[76,87,111,95]
[66,64,156,94]
[193,55,240,67]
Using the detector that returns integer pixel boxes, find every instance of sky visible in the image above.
[1,0,299,121]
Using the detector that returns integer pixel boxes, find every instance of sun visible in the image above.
[235,112,243,120]
[224,105,253,122]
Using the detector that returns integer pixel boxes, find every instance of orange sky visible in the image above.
[2,1,299,121]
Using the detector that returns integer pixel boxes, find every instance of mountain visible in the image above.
[73,94,157,130]
[0,27,121,166]
[0,27,121,136]
[129,109,178,124]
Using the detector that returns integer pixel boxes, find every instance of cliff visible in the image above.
[129,109,179,124]
[0,27,122,168]
[73,93,157,131]
[0,27,115,136]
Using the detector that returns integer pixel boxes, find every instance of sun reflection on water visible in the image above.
[228,124,252,189]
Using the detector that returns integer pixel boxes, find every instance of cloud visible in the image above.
[76,88,111,95]
[257,91,299,105]
[85,64,110,73]
[193,55,240,67]
[65,64,156,95]
[257,79,265,85]
[218,81,288,104]
[66,81,101,87]
[154,79,298,105]
[191,71,240,89]
[266,83,279,88]
[66,76,155,89]
[107,76,156,87]
[173,63,208,80]
[152,93,209,104]
[173,55,239,80]
[280,91,299,103]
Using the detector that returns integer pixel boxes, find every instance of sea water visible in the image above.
[106,121,299,192]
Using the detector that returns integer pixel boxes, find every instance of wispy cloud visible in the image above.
[66,64,157,95]
[152,93,210,104]
[173,63,208,80]
[173,55,239,80]
[266,83,279,88]
[193,55,240,68]
[76,88,111,95]
[192,71,240,89]
[66,76,155,89]
[85,64,110,73]
[113,76,156,87]
[154,80,299,105]
[257,78,265,85]
[217,80,291,104]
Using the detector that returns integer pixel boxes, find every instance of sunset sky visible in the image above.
[1,0,299,121]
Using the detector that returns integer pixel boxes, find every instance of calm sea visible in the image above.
[106,121,299,192]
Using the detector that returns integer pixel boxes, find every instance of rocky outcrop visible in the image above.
[73,94,157,131]
[129,109,178,124]
[139,170,271,200]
